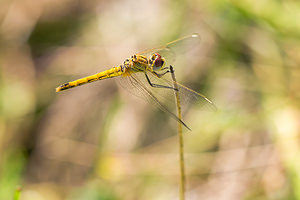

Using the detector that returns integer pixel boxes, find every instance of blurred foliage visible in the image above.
[28,16,84,57]
[1,0,300,199]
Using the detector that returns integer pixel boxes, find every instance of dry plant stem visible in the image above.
[170,65,185,200]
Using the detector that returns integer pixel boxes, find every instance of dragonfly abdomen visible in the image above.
[56,66,123,92]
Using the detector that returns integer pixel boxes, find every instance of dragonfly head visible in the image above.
[149,53,165,71]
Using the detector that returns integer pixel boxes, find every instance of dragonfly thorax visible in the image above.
[129,53,165,72]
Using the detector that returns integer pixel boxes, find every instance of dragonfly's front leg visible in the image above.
[145,68,178,91]
[153,67,170,78]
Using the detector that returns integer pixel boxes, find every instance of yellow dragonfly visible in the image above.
[56,34,215,130]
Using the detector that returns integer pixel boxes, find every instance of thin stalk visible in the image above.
[14,186,21,200]
[170,65,185,200]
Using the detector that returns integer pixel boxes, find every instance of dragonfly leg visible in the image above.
[145,71,178,91]
[153,69,171,78]
[154,66,171,77]
[160,66,170,71]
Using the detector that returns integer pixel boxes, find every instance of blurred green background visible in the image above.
[1,0,300,199]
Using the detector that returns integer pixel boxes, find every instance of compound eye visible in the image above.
[154,58,163,68]
[153,54,165,70]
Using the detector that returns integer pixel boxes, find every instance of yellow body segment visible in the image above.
[56,66,124,92]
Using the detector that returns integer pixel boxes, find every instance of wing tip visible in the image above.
[192,33,199,38]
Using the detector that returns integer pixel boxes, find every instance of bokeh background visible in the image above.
[1,0,300,199]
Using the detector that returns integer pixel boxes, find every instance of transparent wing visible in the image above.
[142,70,216,112]
[118,70,192,130]
[137,34,201,66]
[117,69,215,130]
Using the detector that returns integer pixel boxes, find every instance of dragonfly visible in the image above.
[56,34,215,130]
